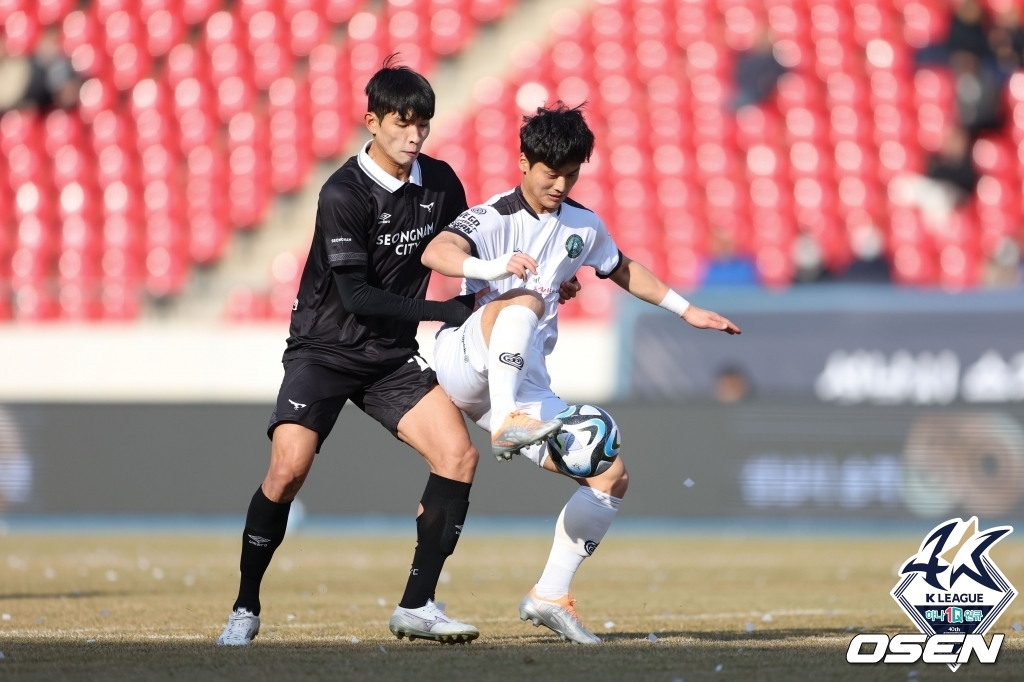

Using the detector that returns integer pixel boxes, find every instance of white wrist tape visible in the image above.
[658,289,690,317]
[462,253,515,281]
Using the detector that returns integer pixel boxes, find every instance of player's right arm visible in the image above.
[422,210,538,281]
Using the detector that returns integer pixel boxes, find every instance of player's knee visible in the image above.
[264,464,307,501]
[497,289,544,318]
[610,467,629,498]
[435,442,479,482]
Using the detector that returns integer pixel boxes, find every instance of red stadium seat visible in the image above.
[166,43,206,88]
[290,9,324,56]
[189,211,229,264]
[100,281,141,319]
[470,0,511,23]
[902,0,949,49]
[225,284,270,321]
[59,9,95,65]
[13,283,58,320]
[1,110,40,156]
[53,146,92,188]
[6,144,44,189]
[324,0,360,24]
[103,9,141,55]
[146,8,184,57]
[4,9,39,56]
[37,0,75,25]
[205,11,242,53]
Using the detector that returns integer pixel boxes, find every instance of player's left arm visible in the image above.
[607,255,741,334]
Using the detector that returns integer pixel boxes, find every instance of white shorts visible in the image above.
[433,307,568,468]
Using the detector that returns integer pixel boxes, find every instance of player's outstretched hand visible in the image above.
[506,252,539,281]
[682,305,741,335]
[558,276,581,304]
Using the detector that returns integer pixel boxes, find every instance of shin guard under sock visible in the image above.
[399,473,472,609]
[233,486,291,615]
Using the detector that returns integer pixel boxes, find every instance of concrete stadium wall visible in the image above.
[2,401,1023,522]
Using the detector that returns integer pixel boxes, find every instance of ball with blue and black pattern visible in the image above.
[547,404,621,478]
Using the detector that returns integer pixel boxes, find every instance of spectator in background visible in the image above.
[702,225,758,286]
[984,236,1022,287]
[731,29,786,110]
[889,126,977,229]
[0,29,79,113]
[840,223,892,283]
[792,233,828,283]
[714,365,752,403]
[988,3,1024,75]
[952,50,1002,131]
[945,0,992,59]
[0,34,33,111]
[915,0,1004,131]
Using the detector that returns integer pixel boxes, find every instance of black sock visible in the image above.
[399,473,472,609]
[233,486,290,616]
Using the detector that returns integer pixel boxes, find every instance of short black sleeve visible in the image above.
[319,182,371,266]
[439,173,469,230]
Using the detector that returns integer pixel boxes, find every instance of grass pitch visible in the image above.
[1,531,1023,681]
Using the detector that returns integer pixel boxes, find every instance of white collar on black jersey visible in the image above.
[357,141,422,192]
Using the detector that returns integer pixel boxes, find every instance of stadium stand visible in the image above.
[0,0,515,321]
[2,0,1023,325]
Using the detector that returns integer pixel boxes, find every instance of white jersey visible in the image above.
[442,187,622,359]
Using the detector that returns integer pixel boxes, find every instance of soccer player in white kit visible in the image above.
[423,104,740,644]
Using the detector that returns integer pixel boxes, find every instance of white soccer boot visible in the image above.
[491,411,562,461]
[519,589,602,645]
[389,600,479,644]
[216,608,260,645]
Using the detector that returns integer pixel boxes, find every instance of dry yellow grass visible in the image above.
[1,532,1023,681]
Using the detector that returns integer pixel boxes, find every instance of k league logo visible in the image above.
[848,517,1016,671]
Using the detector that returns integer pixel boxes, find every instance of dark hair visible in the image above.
[364,54,435,122]
[520,102,595,169]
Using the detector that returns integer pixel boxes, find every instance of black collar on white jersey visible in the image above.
[501,185,561,220]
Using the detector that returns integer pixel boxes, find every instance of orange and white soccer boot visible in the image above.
[519,588,602,644]
[491,411,562,461]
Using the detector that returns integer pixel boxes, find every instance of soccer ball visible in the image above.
[547,404,621,478]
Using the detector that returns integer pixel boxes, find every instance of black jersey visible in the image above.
[283,143,468,373]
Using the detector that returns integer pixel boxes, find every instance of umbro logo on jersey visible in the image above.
[455,524,463,536]
[584,540,599,556]
[247,534,271,547]
[420,202,434,211]
[288,399,307,410]
[499,352,524,370]
[378,212,391,224]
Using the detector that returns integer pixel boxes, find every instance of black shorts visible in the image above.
[267,355,437,452]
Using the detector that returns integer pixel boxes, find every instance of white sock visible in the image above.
[487,305,539,433]
[534,487,621,600]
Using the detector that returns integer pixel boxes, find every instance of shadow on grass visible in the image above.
[0,591,139,600]
[0,634,1022,682]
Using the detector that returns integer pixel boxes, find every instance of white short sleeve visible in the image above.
[583,217,622,278]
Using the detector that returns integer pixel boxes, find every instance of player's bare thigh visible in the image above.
[262,423,319,503]
[540,452,629,499]
[397,384,479,484]
[479,289,545,346]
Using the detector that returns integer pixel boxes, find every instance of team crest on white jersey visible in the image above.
[565,234,584,258]
[890,517,1016,671]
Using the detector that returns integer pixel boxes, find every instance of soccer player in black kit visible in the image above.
[215,62,547,645]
